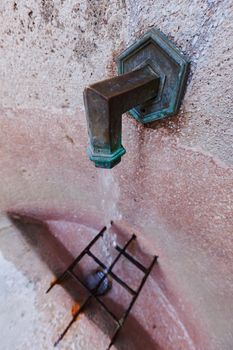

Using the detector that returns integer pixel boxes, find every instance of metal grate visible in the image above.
[46,224,158,349]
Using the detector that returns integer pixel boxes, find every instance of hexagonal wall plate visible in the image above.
[117,28,190,124]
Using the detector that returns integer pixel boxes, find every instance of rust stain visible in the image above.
[49,278,58,288]
[51,278,57,284]
[71,303,81,317]
[106,47,124,77]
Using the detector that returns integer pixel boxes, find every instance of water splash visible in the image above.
[100,229,117,268]
[98,169,121,267]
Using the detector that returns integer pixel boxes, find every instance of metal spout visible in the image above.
[83,66,160,169]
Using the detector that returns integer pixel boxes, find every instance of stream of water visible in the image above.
[98,169,121,267]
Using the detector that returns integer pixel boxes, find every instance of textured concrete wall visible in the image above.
[0,1,233,349]
[1,0,232,164]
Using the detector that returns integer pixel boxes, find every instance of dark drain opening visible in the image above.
[85,269,112,296]
[46,223,158,349]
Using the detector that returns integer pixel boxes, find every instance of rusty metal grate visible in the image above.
[46,225,158,349]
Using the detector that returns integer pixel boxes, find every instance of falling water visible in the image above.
[100,227,117,268]
[99,169,122,223]
[98,169,122,267]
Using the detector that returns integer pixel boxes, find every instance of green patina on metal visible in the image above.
[117,28,190,124]
[87,146,126,169]
[84,66,160,168]
[83,28,190,169]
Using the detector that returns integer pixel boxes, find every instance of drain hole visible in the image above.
[85,269,111,296]
[47,226,158,349]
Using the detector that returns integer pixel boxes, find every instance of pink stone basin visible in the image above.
[8,211,198,350]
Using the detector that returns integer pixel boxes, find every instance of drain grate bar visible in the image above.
[87,250,136,296]
[107,255,158,350]
[47,224,158,349]
[115,245,147,273]
[121,254,158,324]
[107,234,136,272]
[68,270,120,324]
[46,226,106,294]
[54,295,92,347]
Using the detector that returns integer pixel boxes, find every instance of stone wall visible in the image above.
[0,1,232,349]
